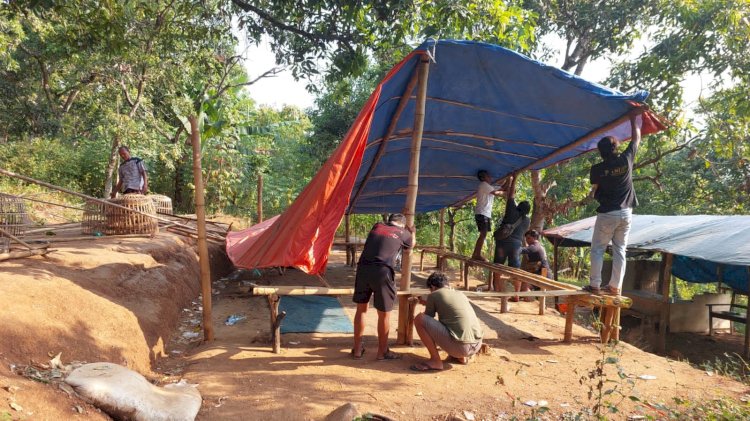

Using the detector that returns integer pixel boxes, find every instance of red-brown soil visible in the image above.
[1,233,748,420]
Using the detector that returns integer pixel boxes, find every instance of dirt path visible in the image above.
[168,251,748,420]
[1,237,747,420]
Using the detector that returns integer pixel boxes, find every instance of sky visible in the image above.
[238,34,706,113]
[240,37,315,110]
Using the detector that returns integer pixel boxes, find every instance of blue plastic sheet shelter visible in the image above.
[543,215,750,293]
[348,39,665,214]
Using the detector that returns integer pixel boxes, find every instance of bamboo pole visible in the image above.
[397,57,430,344]
[0,168,194,230]
[257,173,264,223]
[0,248,53,261]
[347,63,420,213]
[189,115,214,342]
[0,226,37,250]
[25,234,152,243]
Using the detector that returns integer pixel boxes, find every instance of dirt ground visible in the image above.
[1,232,749,420]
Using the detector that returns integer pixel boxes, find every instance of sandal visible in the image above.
[350,347,365,360]
[376,349,401,361]
[409,362,442,372]
[601,285,621,295]
[582,285,601,295]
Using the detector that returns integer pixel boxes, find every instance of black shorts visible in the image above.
[353,264,396,312]
[475,214,492,232]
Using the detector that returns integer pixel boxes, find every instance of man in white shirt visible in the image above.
[471,170,504,261]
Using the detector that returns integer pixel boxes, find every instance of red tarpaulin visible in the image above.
[226,53,418,274]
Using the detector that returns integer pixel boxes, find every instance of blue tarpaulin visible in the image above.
[228,39,664,274]
[348,39,664,214]
[543,215,750,292]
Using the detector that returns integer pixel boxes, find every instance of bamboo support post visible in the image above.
[463,262,470,290]
[189,115,214,342]
[397,57,430,345]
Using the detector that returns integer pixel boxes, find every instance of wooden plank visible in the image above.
[420,248,578,291]
[252,286,588,298]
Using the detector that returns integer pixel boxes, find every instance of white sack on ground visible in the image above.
[65,362,201,421]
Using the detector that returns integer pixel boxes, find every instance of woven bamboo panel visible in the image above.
[0,193,31,237]
[81,200,106,235]
[149,194,173,215]
[104,194,159,235]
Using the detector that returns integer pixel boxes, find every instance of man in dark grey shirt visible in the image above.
[585,109,644,295]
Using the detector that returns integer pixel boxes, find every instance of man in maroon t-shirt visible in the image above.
[351,213,414,360]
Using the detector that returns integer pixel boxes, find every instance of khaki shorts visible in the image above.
[421,315,482,358]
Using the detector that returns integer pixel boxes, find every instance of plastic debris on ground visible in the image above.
[637,374,657,380]
[224,314,247,326]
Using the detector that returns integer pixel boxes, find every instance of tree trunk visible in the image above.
[529,170,547,232]
[447,209,457,252]
[173,149,191,212]
[103,136,120,198]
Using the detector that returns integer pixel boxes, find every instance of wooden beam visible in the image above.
[657,252,673,353]
[267,294,285,354]
[563,297,577,342]
[252,286,588,298]
[398,57,430,344]
[189,115,214,343]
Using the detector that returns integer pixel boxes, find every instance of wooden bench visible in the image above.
[251,285,589,353]
[707,291,748,336]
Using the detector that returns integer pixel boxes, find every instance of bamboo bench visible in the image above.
[251,286,590,353]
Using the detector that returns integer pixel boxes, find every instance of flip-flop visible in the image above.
[350,348,365,360]
[444,355,470,365]
[409,362,442,372]
[376,350,401,361]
